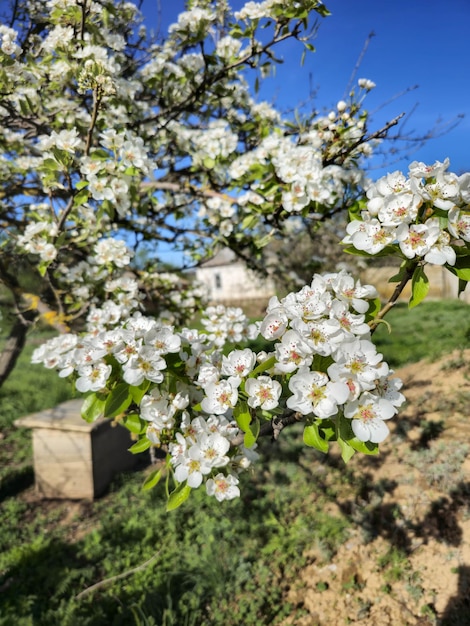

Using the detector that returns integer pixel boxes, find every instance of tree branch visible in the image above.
[323,112,406,167]
[230,410,304,447]
[369,261,418,334]
[343,31,375,100]
[0,308,37,387]
[85,87,101,156]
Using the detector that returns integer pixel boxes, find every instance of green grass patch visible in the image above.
[0,427,349,626]
[373,299,470,368]
[377,547,410,583]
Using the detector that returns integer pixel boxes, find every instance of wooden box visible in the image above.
[15,399,139,499]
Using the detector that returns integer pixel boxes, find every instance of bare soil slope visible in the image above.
[283,350,470,626]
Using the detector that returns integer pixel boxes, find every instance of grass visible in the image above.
[373,299,470,368]
[407,441,470,493]
[1,298,469,624]
[0,422,349,625]
[377,547,410,583]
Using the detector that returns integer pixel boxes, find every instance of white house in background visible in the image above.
[195,248,276,313]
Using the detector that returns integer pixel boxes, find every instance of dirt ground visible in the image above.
[283,350,470,626]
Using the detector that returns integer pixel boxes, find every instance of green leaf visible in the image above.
[40,158,59,171]
[166,483,192,512]
[104,383,132,418]
[241,215,259,230]
[337,437,356,463]
[388,262,407,283]
[234,401,251,433]
[37,262,48,277]
[458,278,468,296]
[244,416,259,448]
[365,297,381,322]
[124,166,140,176]
[446,255,470,281]
[249,355,276,378]
[123,413,147,435]
[19,98,30,115]
[90,148,110,160]
[129,381,150,404]
[311,354,334,372]
[128,437,151,454]
[336,414,378,458]
[255,231,276,248]
[51,146,69,167]
[409,266,429,309]
[349,439,379,455]
[81,392,106,423]
[348,198,367,220]
[73,188,90,207]
[233,402,259,447]
[142,468,162,491]
[316,4,331,16]
[320,420,336,442]
[303,423,328,453]
[203,157,215,169]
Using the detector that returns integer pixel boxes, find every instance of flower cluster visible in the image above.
[200,305,259,347]
[343,159,470,265]
[137,271,209,326]
[31,301,262,501]
[16,216,59,262]
[234,0,328,21]
[0,25,22,56]
[1,0,384,351]
[226,80,374,226]
[176,120,239,165]
[258,271,405,443]
[32,270,405,504]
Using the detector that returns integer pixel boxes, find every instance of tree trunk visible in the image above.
[0,309,37,389]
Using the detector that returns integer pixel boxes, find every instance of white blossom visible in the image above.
[206,473,240,501]
[344,392,396,443]
[245,376,282,410]
[287,367,349,418]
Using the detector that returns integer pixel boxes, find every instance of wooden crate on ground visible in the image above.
[15,399,139,499]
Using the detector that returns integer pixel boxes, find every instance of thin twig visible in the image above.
[140,180,238,204]
[369,261,418,334]
[56,196,75,233]
[77,0,88,41]
[344,31,375,100]
[74,552,161,601]
[230,410,304,447]
[85,88,101,156]
[323,112,406,167]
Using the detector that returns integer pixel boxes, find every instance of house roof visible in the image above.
[199,247,238,268]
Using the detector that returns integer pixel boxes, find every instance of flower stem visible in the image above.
[249,355,276,378]
[369,261,418,334]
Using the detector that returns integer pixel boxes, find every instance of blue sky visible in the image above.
[142,0,470,179]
